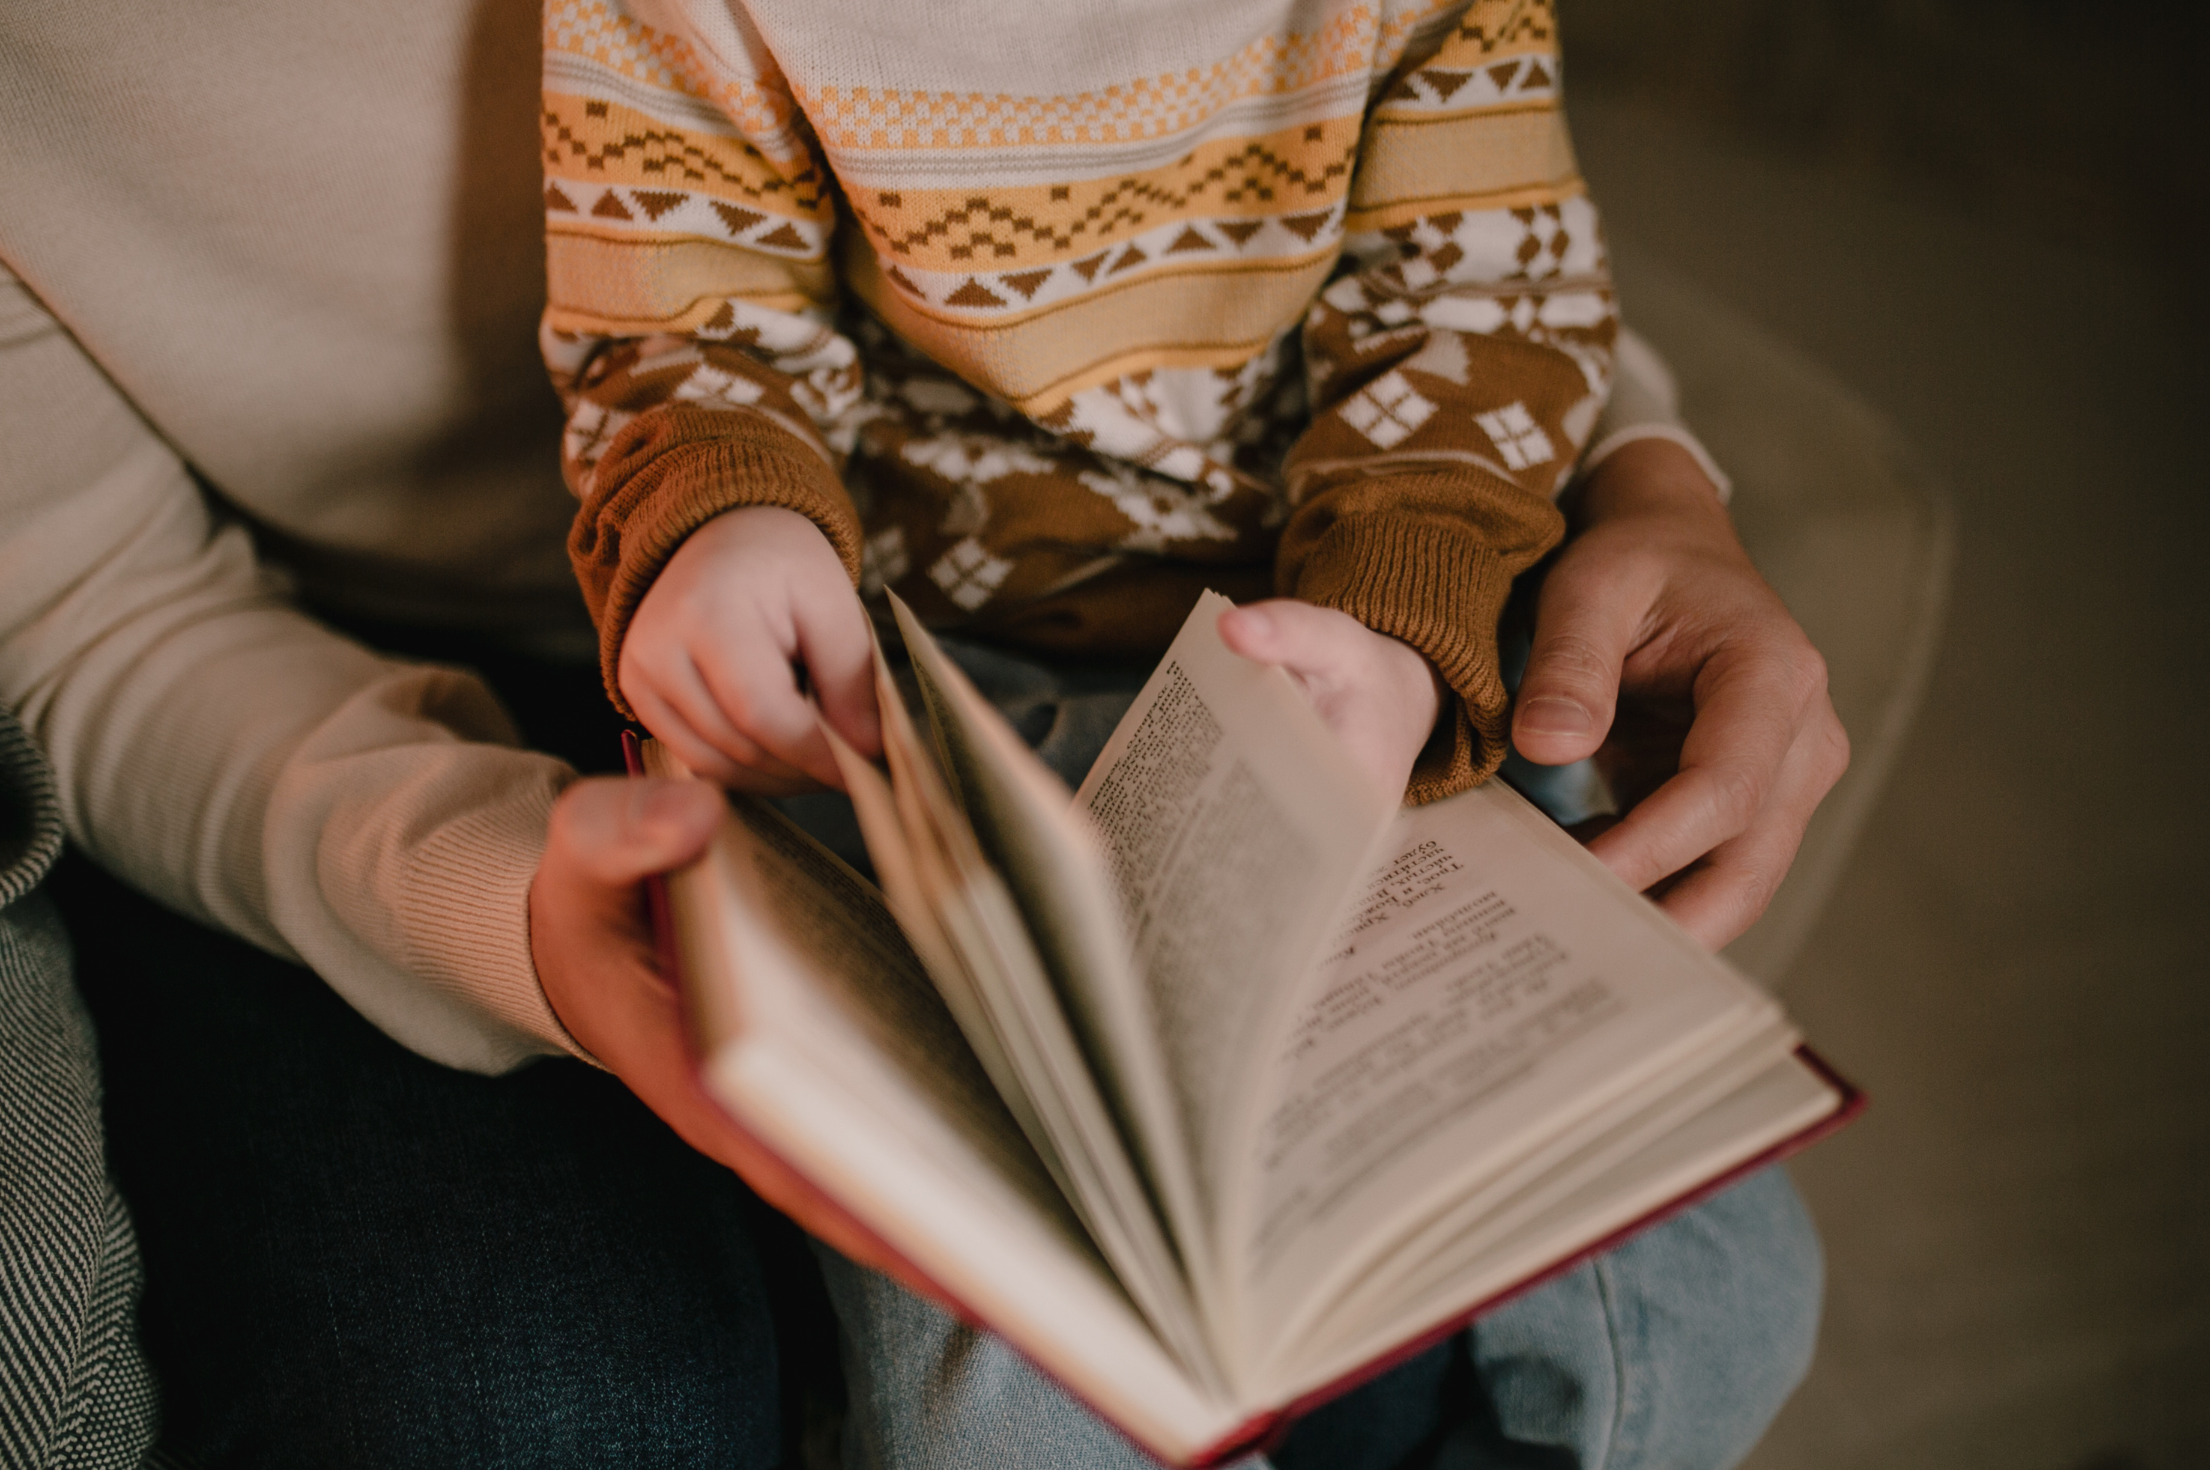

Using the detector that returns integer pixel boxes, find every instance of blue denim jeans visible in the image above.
[789,637,1826,1470]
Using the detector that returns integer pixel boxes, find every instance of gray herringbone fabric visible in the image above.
[0,710,157,1468]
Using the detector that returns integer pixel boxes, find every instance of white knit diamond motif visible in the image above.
[929,537,1013,610]
[1339,370,1435,449]
[1475,401,1556,470]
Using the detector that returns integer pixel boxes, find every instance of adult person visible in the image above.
[0,0,1842,1463]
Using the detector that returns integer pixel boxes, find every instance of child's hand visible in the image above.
[620,505,881,793]
[1217,600,1443,804]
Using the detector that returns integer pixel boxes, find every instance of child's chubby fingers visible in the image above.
[1216,599,1369,689]
[792,576,883,760]
[627,682,820,796]
[623,505,880,790]
[623,632,819,789]
[1219,599,1441,802]
[685,636,846,791]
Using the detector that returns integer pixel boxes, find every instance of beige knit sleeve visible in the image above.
[0,266,586,1074]
[1278,0,1617,803]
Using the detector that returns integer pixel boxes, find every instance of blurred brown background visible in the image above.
[1558,4,2209,1467]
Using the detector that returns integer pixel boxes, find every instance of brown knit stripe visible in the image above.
[1290,513,1526,803]
[569,410,861,715]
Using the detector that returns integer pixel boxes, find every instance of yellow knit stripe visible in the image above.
[845,241,1336,414]
[845,116,1361,274]
[1373,45,1559,117]
[543,84,837,332]
[1435,0,1560,69]
[545,235,835,332]
[1343,177,1586,234]
[1371,0,1562,115]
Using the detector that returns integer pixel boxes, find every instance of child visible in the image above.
[537,0,1822,1464]
[544,0,1610,807]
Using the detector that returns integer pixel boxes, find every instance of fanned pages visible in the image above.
[645,593,1861,1467]
[826,631,1216,1385]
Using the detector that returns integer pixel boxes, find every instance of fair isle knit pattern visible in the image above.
[0,712,158,1470]
[544,0,1617,797]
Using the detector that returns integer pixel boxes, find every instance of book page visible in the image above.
[888,595,1216,1304]
[1073,593,1392,1255]
[656,767,1244,1460]
[1225,779,1787,1356]
[648,744,1067,1231]
[822,718,1049,1170]
[1285,1014,1803,1358]
[833,637,1217,1385]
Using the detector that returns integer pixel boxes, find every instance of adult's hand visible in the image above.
[1511,439,1850,948]
[530,774,936,1295]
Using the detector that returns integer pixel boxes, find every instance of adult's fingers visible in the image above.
[542,776,723,911]
[1511,553,1653,767]
[1585,635,1821,894]
[533,779,936,1296]
[1647,702,1849,947]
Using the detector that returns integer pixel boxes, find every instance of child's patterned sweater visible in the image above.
[543,0,1616,799]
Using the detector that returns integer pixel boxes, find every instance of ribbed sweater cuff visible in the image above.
[395,771,599,1066]
[1292,516,1519,804]
[569,412,860,717]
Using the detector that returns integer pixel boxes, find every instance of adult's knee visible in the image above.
[1466,1166,1823,1470]
[1592,1166,1824,1469]
[816,1249,1164,1470]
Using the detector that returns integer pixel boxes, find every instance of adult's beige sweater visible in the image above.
[0,0,592,1070]
[0,0,1704,1073]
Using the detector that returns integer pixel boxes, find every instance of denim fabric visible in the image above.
[1442,1168,1823,1470]
[53,855,791,1470]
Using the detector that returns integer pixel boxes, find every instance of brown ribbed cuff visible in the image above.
[568,407,860,717]
[1290,516,1524,803]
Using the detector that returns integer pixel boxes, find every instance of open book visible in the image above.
[636,591,1861,1466]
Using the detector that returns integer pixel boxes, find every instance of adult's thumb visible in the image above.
[1512,573,1638,766]
[547,776,723,892]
